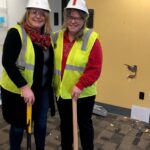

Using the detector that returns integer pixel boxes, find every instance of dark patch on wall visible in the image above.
[86,9,94,28]
[54,12,59,26]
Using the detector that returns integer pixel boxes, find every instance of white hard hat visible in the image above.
[26,0,51,12]
[66,0,89,15]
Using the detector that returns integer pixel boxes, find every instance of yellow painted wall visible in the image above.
[87,0,150,109]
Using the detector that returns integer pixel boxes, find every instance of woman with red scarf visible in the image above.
[1,0,55,149]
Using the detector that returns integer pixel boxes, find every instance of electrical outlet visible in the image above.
[139,92,144,100]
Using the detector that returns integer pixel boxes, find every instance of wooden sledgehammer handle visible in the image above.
[72,98,78,150]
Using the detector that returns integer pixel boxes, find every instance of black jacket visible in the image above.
[1,28,55,127]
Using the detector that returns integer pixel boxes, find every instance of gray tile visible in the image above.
[1,107,150,150]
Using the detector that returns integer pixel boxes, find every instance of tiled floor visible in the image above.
[1,106,150,150]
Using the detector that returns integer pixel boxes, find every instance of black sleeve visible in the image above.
[2,28,27,88]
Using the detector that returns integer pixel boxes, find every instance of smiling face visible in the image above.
[66,10,85,36]
[27,8,46,30]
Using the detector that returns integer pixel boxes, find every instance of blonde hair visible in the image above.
[63,9,88,40]
[18,9,51,35]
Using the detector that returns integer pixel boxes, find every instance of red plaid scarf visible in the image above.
[23,23,50,50]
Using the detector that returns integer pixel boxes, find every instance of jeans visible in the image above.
[34,89,50,149]
[9,89,50,150]
[9,126,24,150]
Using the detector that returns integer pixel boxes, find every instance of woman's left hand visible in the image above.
[71,86,82,101]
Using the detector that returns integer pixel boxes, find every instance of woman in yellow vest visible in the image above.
[1,0,55,149]
[53,0,103,149]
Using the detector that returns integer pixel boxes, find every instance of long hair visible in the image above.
[18,9,51,35]
[63,9,88,40]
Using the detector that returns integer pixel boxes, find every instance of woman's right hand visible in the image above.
[20,85,35,104]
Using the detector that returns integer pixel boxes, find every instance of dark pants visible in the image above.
[57,96,95,150]
[33,89,50,150]
[1,88,50,150]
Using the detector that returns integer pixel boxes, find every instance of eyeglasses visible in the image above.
[30,9,46,17]
[67,16,83,22]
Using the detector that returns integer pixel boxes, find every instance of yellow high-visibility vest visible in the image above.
[53,28,99,99]
[0,24,35,94]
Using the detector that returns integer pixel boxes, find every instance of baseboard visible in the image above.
[95,101,131,117]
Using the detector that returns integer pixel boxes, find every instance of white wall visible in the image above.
[7,0,62,30]
[0,0,26,70]
[7,0,26,28]
[0,0,26,45]
[0,0,8,45]
[49,0,62,31]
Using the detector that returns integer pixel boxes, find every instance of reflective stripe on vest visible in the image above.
[0,24,35,94]
[53,28,99,99]
[51,29,92,51]
[65,64,84,72]
[54,69,61,76]
[16,26,34,70]
[54,65,84,77]
[53,29,93,76]
[81,29,93,51]
[50,32,59,48]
